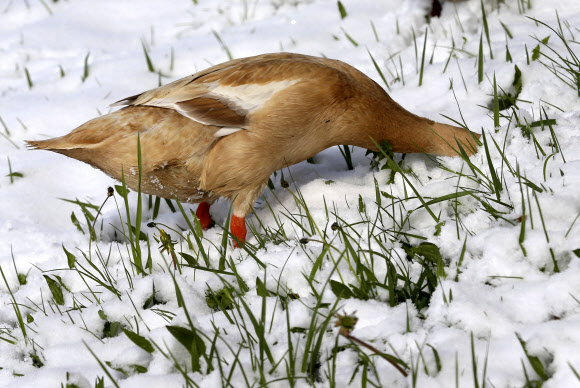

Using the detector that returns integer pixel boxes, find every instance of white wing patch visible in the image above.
[207,78,301,113]
[214,127,243,137]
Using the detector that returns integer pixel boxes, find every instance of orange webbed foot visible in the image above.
[230,215,247,248]
[196,202,214,230]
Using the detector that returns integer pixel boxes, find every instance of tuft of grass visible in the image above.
[529,14,580,97]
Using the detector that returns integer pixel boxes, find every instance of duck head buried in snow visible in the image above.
[27,53,480,247]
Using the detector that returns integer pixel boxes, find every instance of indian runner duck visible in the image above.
[27,52,480,247]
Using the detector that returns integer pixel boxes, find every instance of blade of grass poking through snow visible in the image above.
[419,28,428,86]
[455,236,468,280]
[302,255,346,376]
[367,48,390,90]
[84,341,121,388]
[481,0,493,59]
[0,116,9,136]
[517,164,528,256]
[525,43,530,65]
[478,33,484,84]
[141,39,155,73]
[122,328,154,354]
[341,27,358,47]
[245,283,276,377]
[370,20,379,42]
[442,39,455,73]
[569,363,580,382]
[542,107,566,163]
[220,202,233,262]
[565,212,580,238]
[493,74,500,129]
[118,174,142,274]
[500,20,513,39]
[38,0,52,14]
[0,266,27,344]
[0,131,19,149]
[414,190,475,211]
[506,37,513,62]
[534,191,559,272]
[24,67,33,89]
[303,299,341,379]
[516,333,550,382]
[81,52,90,82]
[337,1,347,19]
[152,196,161,219]
[134,135,144,273]
[174,196,209,267]
[212,30,233,60]
[469,332,491,388]
[338,145,353,170]
[481,131,502,200]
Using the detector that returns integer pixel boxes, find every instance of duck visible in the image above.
[27,52,480,247]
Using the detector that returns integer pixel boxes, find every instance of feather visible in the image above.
[214,127,243,137]
[175,97,247,127]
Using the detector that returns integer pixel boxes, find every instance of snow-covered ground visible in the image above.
[1,0,580,386]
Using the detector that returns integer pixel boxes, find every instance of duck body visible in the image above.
[28,53,479,246]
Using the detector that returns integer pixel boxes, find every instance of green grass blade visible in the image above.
[141,40,155,72]
[478,33,484,84]
[419,28,428,86]
[481,0,493,59]
[367,48,390,90]
[493,74,500,128]
[337,1,347,19]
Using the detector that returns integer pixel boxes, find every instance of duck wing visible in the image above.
[110,53,313,134]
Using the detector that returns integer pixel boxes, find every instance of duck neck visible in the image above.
[335,91,477,157]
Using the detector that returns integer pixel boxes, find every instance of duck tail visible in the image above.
[25,137,75,151]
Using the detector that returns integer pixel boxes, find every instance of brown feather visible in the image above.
[176,97,247,127]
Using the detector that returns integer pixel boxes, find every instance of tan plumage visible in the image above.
[27,53,480,246]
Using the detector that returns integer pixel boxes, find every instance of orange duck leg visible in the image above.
[230,215,247,248]
[197,202,246,248]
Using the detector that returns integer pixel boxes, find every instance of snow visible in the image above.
[1,0,580,386]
